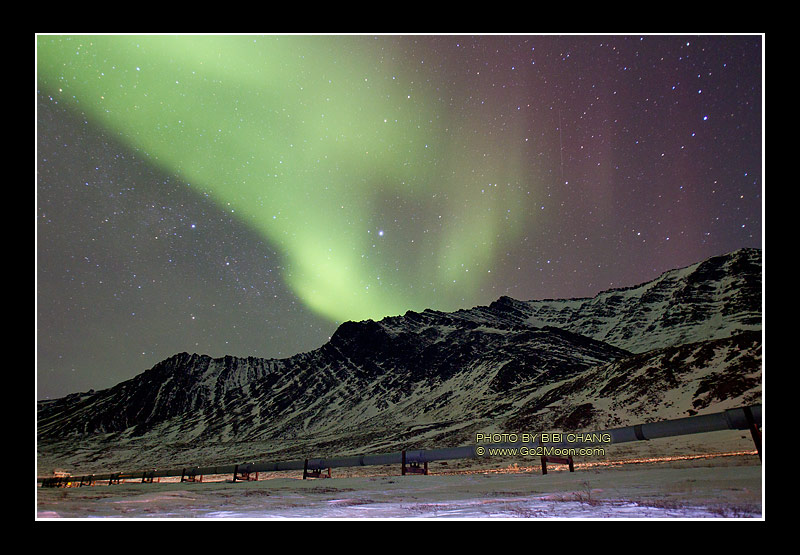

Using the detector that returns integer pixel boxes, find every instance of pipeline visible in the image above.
[38,404,761,487]
[475,405,762,456]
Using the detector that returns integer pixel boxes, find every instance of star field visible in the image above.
[36,34,762,399]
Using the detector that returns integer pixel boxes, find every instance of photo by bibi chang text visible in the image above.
[474,432,612,458]
[475,432,613,444]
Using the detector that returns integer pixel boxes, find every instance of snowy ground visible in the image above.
[37,453,762,520]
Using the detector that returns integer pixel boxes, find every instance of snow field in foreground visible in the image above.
[37,457,762,519]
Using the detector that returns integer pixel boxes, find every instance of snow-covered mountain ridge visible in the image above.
[459,246,761,353]
[37,248,762,473]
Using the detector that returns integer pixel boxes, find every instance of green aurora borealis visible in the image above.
[37,34,762,398]
[37,35,535,323]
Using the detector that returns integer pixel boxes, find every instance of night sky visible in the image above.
[36,34,763,400]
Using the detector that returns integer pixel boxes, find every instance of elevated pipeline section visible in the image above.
[38,404,761,486]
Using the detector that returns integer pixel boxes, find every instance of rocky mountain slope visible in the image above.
[37,248,762,473]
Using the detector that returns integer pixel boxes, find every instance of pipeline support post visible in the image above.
[401,450,429,476]
[234,464,258,482]
[42,476,68,488]
[541,455,574,475]
[743,406,762,460]
[302,459,330,479]
[181,467,202,483]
